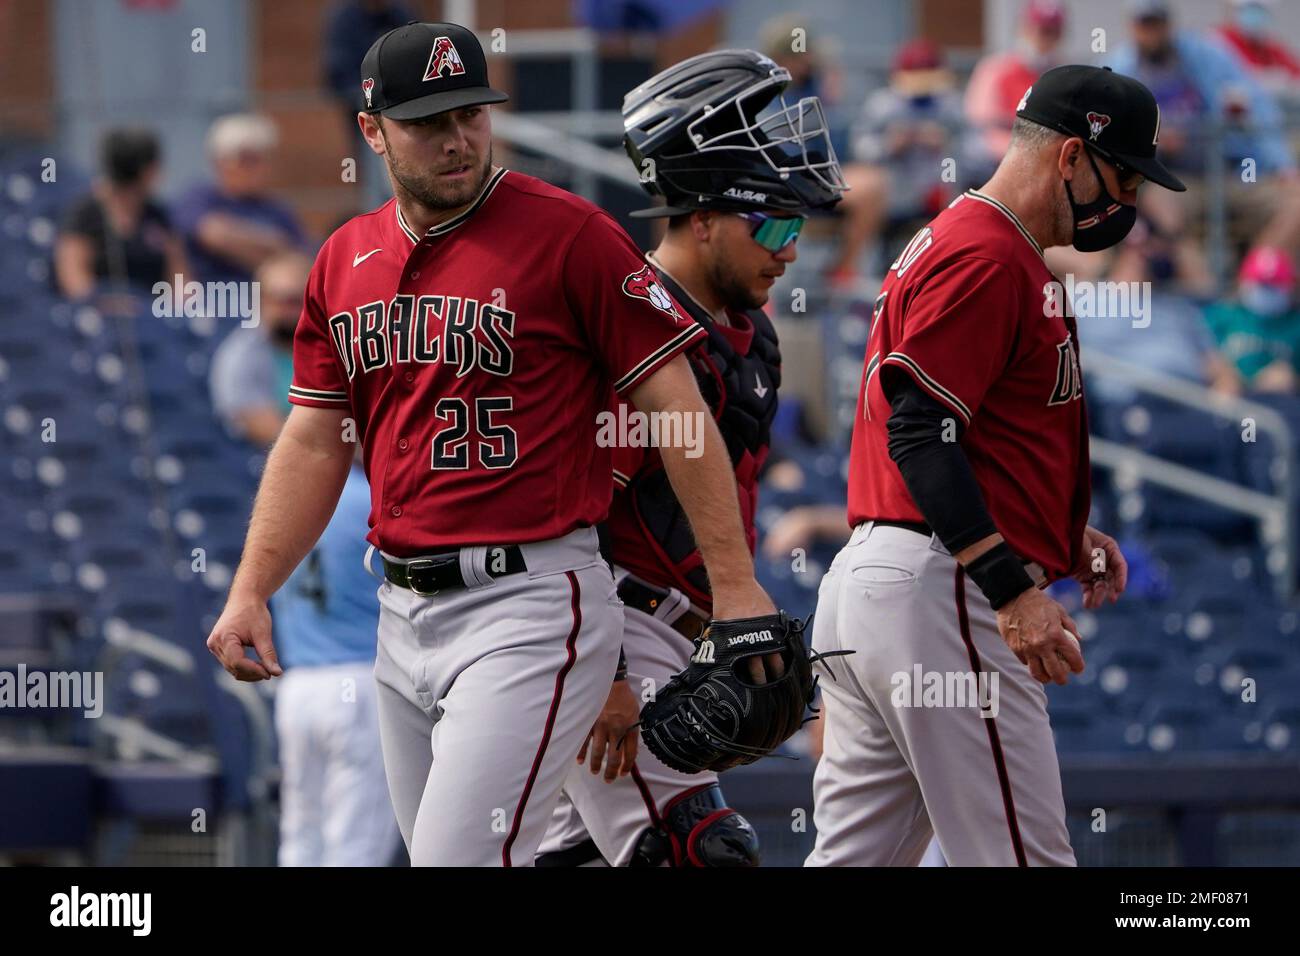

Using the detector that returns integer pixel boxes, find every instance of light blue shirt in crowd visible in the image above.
[270,464,379,668]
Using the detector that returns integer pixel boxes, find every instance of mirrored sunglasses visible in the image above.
[735,211,806,252]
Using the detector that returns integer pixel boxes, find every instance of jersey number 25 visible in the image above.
[432,396,519,470]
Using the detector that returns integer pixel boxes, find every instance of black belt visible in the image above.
[383,545,527,595]
[868,519,1048,588]
[616,577,707,643]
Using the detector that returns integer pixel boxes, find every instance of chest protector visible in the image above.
[629,271,781,600]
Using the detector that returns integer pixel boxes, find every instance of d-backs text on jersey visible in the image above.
[326,293,516,380]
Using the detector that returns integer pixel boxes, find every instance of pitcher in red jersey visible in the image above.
[205,22,781,867]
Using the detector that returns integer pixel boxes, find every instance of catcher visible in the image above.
[537,49,845,867]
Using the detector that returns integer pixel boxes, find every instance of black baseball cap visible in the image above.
[359,22,508,120]
[1016,64,1185,191]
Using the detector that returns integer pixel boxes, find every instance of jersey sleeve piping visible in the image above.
[879,352,972,425]
[612,324,708,393]
[288,385,351,407]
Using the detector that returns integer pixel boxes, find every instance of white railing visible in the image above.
[476,26,614,201]
[490,111,641,189]
[1082,350,1297,599]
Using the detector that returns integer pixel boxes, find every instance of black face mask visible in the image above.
[1064,148,1137,252]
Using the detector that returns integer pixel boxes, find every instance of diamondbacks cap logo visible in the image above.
[1086,111,1111,142]
[423,36,467,81]
[1016,85,1032,113]
[622,265,678,316]
[361,77,375,108]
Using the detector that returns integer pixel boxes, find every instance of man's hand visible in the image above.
[1073,525,1128,610]
[710,581,785,683]
[206,596,282,681]
[578,679,640,782]
[996,588,1084,685]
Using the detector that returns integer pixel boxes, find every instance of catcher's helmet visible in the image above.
[622,49,846,218]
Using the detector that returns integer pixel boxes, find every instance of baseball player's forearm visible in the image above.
[228,406,354,603]
[630,356,769,616]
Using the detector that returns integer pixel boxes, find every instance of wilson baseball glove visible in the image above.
[638,611,830,774]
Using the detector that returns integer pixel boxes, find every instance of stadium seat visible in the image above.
[103,654,211,748]
[1120,400,1239,476]
[1136,701,1253,753]
[1048,696,1140,754]
[1086,645,1170,711]
[1196,644,1293,707]
[1253,701,1300,753]
[92,571,190,637]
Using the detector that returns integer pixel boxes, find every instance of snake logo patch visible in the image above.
[622,265,679,317]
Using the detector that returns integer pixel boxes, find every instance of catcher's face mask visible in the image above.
[683,68,848,197]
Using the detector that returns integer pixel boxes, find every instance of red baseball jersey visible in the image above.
[289,168,706,556]
[847,189,1090,580]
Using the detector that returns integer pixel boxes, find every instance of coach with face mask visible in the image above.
[808,65,1185,867]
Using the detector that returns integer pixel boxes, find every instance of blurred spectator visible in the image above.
[1069,218,1221,400]
[175,114,306,286]
[322,0,413,210]
[1204,246,1300,394]
[964,0,1067,179]
[828,40,963,284]
[763,503,848,559]
[1214,0,1300,101]
[271,455,401,866]
[209,251,310,447]
[760,14,847,155]
[54,127,186,300]
[1109,0,1300,252]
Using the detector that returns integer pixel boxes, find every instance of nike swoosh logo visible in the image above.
[353,248,383,267]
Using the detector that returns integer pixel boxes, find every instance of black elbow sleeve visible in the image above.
[884,373,998,556]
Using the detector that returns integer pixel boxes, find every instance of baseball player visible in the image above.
[205,21,780,867]
[807,65,1183,866]
[536,50,846,867]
